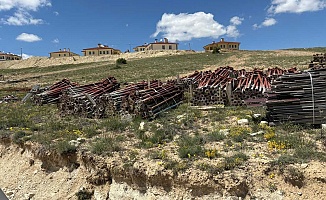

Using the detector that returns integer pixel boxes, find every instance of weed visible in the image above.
[206,131,226,142]
[268,182,277,192]
[116,58,127,65]
[101,116,130,132]
[163,159,189,175]
[178,134,205,158]
[12,131,26,144]
[55,140,77,155]
[224,152,249,170]
[205,149,221,159]
[229,126,251,142]
[91,136,121,156]
[75,189,93,200]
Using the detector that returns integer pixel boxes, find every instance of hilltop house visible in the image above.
[49,48,79,58]
[203,38,240,52]
[133,38,178,52]
[82,44,121,56]
[0,52,22,61]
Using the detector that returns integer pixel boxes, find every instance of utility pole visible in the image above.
[188,43,191,51]
[20,48,23,59]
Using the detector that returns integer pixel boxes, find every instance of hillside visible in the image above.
[1,49,326,200]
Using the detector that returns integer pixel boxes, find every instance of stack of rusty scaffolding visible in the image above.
[182,67,295,106]
[266,68,326,124]
[57,77,120,117]
[31,79,78,105]
[93,80,162,118]
[309,53,326,70]
[94,80,183,119]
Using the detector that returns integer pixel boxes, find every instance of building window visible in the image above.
[92,51,95,54]
[89,51,91,55]
[162,45,165,50]
[64,54,66,56]
[103,51,105,54]
[107,51,110,54]
[59,54,61,57]
[169,45,172,50]
[100,51,102,54]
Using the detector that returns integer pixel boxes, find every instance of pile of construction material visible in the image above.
[182,67,296,106]
[94,80,183,119]
[57,77,120,117]
[266,68,326,124]
[309,53,326,69]
[29,79,78,105]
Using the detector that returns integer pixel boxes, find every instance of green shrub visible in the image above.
[178,134,205,158]
[12,131,26,144]
[75,189,93,200]
[91,136,121,156]
[206,131,226,142]
[116,58,127,65]
[56,140,77,155]
[212,47,220,54]
[224,152,249,170]
[101,116,130,132]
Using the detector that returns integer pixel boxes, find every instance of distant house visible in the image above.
[133,38,178,52]
[203,38,240,52]
[0,52,22,61]
[82,44,121,56]
[49,48,79,58]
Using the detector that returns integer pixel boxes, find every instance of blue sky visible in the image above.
[0,0,325,58]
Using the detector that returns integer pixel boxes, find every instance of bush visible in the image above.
[12,131,26,144]
[178,134,205,158]
[75,189,93,200]
[116,58,127,65]
[224,152,249,170]
[212,47,220,54]
[56,140,77,155]
[91,136,121,156]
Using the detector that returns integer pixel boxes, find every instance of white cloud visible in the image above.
[22,53,33,59]
[16,33,42,42]
[0,0,51,26]
[2,10,44,25]
[53,11,59,16]
[152,12,243,42]
[253,18,277,29]
[268,0,326,14]
[230,16,244,26]
[52,38,59,43]
[0,0,51,11]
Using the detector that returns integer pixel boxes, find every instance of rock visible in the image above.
[77,137,86,143]
[322,124,326,130]
[29,159,34,166]
[260,121,268,125]
[139,122,145,130]
[276,190,284,196]
[253,114,261,118]
[219,129,230,136]
[237,119,249,125]
[298,192,302,196]
[301,163,308,169]
[249,131,264,136]
[69,140,80,147]
[6,191,14,196]
[24,193,35,200]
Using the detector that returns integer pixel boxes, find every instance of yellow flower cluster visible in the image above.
[260,124,276,140]
[205,149,218,159]
[268,139,289,150]
[230,126,252,137]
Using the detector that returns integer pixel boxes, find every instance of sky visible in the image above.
[0,0,325,58]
